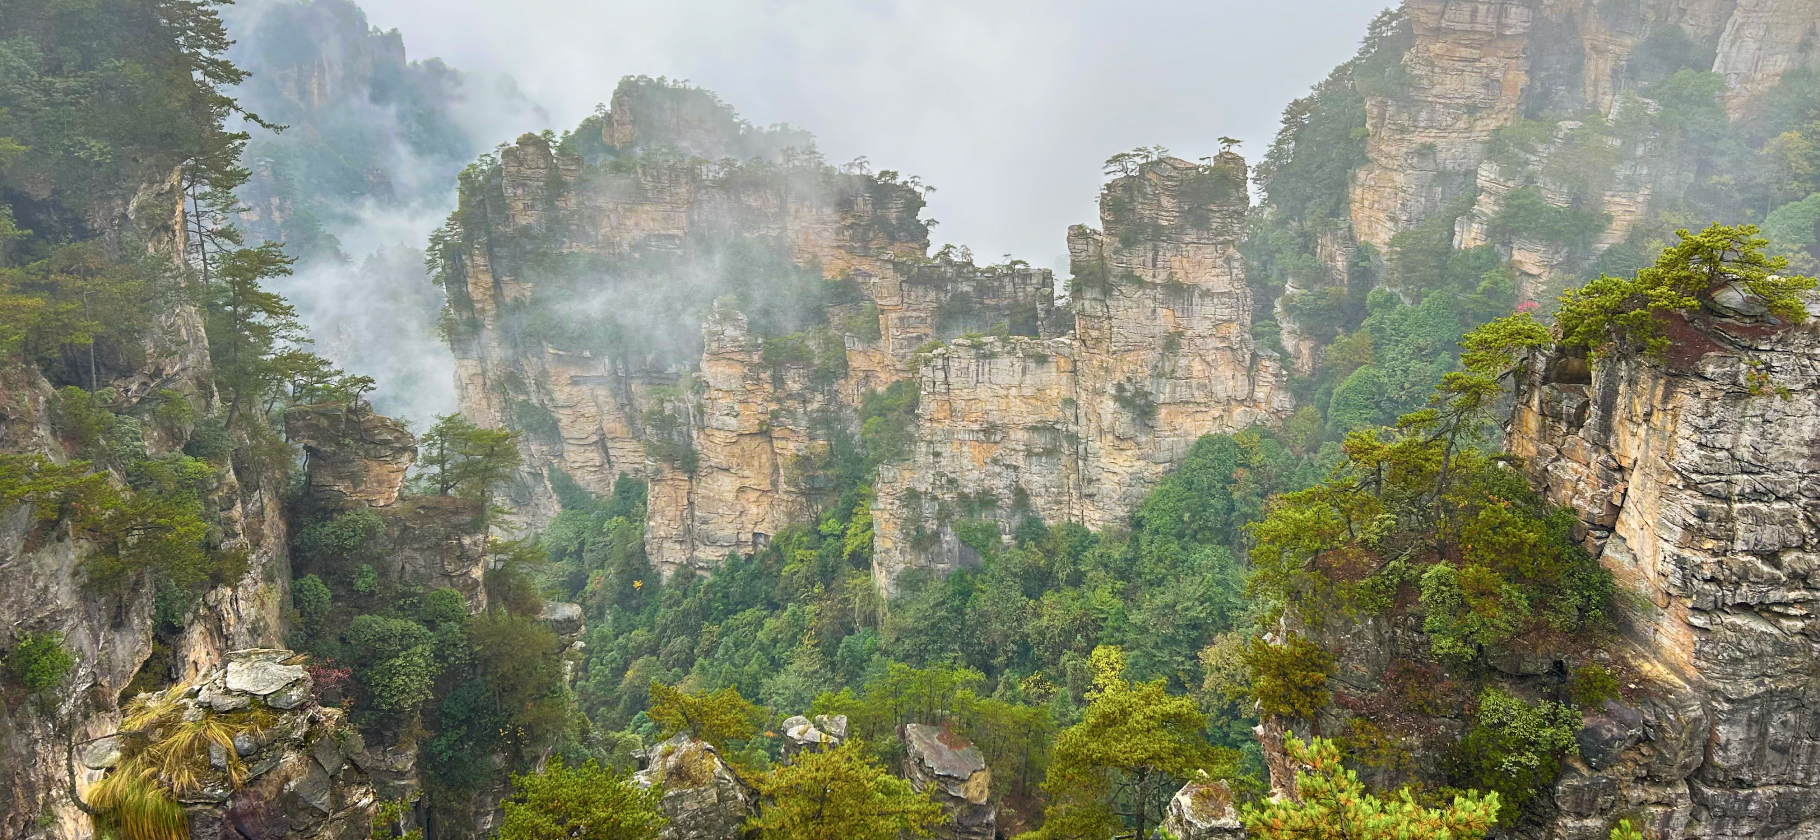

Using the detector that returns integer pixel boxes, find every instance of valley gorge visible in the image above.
[4,1,1820,840]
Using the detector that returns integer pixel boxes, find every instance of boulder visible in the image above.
[1161,779,1244,840]
[900,724,994,840]
[538,601,585,640]
[634,734,755,840]
[225,649,307,696]
[780,714,843,758]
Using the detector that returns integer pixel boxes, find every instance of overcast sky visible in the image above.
[357,0,1385,267]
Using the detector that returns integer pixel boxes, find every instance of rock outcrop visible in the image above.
[1161,779,1245,840]
[1268,0,1820,367]
[1351,0,1819,256]
[779,714,845,759]
[871,155,1289,592]
[1503,298,1820,839]
[634,734,756,840]
[900,723,995,840]
[439,80,1282,585]
[290,401,417,510]
[76,649,377,840]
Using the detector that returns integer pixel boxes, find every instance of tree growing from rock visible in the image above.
[1025,646,1230,840]
[1557,223,1816,358]
[647,682,766,750]
[747,740,941,840]
[1242,737,1499,840]
[499,759,666,840]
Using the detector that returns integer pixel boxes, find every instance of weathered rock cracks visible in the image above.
[79,649,377,840]
[900,723,995,840]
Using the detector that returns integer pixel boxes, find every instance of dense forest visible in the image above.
[3,2,1819,840]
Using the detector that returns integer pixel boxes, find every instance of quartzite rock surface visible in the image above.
[901,723,995,840]
[633,734,756,840]
[872,155,1290,592]
[1506,299,1820,839]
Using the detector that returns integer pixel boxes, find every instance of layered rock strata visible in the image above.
[871,155,1290,592]
[1351,0,1820,257]
[900,723,995,840]
[1503,299,1820,839]
[441,82,1280,582]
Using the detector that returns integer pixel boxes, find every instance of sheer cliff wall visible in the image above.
[439,86,1286,581]
[1502,303,1820,839]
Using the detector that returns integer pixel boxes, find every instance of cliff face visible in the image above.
[1505,303,1820,839]
[871,155,1289,591]
[0,187,295,838]
[1268,0,1820,360]
[441,81,1287,582]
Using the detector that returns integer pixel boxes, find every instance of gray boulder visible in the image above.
[634,734,755,840]
[1161,779,1244,840]
[901,723,994,840]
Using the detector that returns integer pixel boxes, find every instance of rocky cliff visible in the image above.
[0,170,301,838]
[871,154,1289,591]
[1503,297,1820,839]
[1262,0,1820,367]
[439,79,1283,582]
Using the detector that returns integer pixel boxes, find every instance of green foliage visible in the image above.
[1242,737,1499,840]
[499,759,666,840]
[1569,663,1622,709]
[345,615,438,718]
[748,740,942,840]
[1557,224,1817,358]
[0,451,235,596]
[6,631,75,694]
[1444,688,1580,823]
[1241,635,1332,723]
[1028,647,1230,840]
[292,575,332,636]
[1609,819,1645,840]
[1488,186,1612,253]
[417,413,522,508]
[294,510,384,568]
[647,683,766,749]
[1249,315,1608,668]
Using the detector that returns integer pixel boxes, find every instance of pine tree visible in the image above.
[747,741,942,840]
[1242,737,1499,840]
[1026,646,1228,840]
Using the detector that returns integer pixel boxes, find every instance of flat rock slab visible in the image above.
[226,656,307,696]
[904,723,986,780]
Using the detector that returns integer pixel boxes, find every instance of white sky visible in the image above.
[355,0,1386,267]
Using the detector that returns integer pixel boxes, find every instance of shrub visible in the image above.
[6,631,75,694]
[1569,663,1622,708]
[1446,688,1580,823]
[292,574,332,635]
[420,588,469,626]
[1242,634,1333,723]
